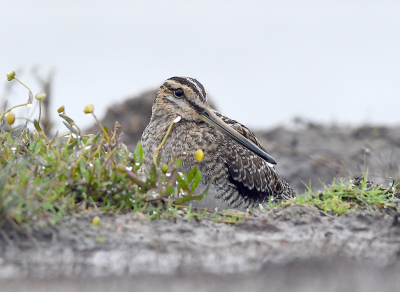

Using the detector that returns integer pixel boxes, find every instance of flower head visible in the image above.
[57,106,65,114]
[195,149,204,161]
[161,164,169,173]
[92,216,101,226]
[6,71,15,81]
[117,164,127,173]
[5,112,15,125]
[84,104,94,114]
[35,93,46,100]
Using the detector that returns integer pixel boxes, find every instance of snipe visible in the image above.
[141,77,295,210]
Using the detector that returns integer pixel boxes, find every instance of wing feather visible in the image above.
[212,110,295,205]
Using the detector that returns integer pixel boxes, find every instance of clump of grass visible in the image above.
[281,176,400,215]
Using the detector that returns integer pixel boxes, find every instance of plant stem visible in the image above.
[153,116,176,167]
[0,102,31,124]
[14,77,34,98]
[92,112,110,143]
[38,100,42,123]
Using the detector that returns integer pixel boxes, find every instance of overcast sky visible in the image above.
[1,1,400,132]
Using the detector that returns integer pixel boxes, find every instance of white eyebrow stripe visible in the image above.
[186,77,207,101]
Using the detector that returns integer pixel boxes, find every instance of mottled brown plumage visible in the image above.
[141,77,295,210]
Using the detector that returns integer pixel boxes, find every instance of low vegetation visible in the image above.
[0,71,399,232]
[282,177,400,215]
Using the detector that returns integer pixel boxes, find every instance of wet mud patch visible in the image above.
[3,258,400,292]
[1,205,400,281]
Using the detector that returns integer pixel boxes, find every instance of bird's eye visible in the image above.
[174,88,184,98]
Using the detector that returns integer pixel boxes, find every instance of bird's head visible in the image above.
[154,76,209,121]
[153,76,277,165]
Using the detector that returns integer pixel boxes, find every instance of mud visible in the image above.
[3,259,400,292]
[1,205,400,291]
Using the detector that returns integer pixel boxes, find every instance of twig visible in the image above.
[127,171,146,189]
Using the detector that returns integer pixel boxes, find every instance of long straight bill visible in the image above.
[201,108,277,165]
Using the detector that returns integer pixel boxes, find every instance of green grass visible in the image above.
[0,121,223,229]
[0,109,245,228]
[281,177,400,215]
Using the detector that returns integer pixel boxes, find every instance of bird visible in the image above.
[141,77,295,210]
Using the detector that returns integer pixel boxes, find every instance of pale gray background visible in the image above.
[1,1,399,131]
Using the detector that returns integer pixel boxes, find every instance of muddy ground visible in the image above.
[2,90,400,291]
[2,206,400,291]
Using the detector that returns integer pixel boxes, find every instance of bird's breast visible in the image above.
[141,119,224,174]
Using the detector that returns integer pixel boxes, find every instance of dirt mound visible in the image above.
[255,121,400,192]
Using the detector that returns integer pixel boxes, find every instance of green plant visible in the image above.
[282,176,400,215]
[0,70,217,230]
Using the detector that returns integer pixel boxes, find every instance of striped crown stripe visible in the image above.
[167,76,207,103]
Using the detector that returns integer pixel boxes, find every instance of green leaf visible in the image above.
[176,174,188,192]
[189,167,202,195]
[92,132,102,144]
[175,158,181,167]
[62,121,79,134]
[59,114,76,126]
[33,120,42,132]
[133,141,143,169]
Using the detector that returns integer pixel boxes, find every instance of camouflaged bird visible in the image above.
[141,77,295,210]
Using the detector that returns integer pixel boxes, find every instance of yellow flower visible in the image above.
[6,71,15,81]
[35,93,46,100]
[161,164,169,173]
[117,164,127,173]
[84,104,94,114]
[57,106,65,114]
[195,149,204,161]
[5,112,15,125]
[92,216,101,226]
